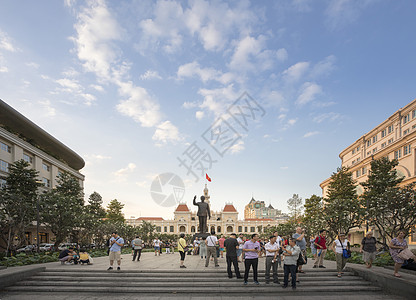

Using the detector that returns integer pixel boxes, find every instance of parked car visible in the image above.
[58,243,78,251]
[16,245,36,253]
[39,243,54,252]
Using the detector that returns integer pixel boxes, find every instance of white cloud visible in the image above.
[178,61,220,82]
[229,140,245,154]
[281,118,297,131]
[296,82,322,106]
[116,81,161,128]
[56,78,82,92]
[136,181,148,188]
[283,61,310,81]
[313,112,342,123]
[152,120,182,146]
[182,101,199,109]
[303,131,320,138]
[114,163,136,180]
[325,0,376,30]
[311,55,336,78]
[90,84,104,92]
[280,166,289,170]
[198,84,238,117]
[0,30,17,52]
[0,66,8,73]
[276,48,288,62]
[140,70,162,80]
[26,62,40,69]
[195,111,204,120]
[38,100,56,117]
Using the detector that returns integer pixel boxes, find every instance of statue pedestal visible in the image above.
[192,232,210,241]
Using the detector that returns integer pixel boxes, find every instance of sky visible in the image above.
[0,0,415,220]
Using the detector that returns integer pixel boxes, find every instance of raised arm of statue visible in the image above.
[193,195,197,206]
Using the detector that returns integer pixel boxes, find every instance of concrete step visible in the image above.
[15,279,372,288]
[44,268,340,273]
[5,285,383,295]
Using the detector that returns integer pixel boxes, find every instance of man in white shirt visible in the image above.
[273,231,283,267]
[153,237,161,256]
[206,231,219,267]
[265,236,280,284]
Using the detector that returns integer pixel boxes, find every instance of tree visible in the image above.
[106,199,125,223]
[0,160,40,254]
[361,157,416,249]
[303,194,325,237]
[40,172,84,249]
[287,194,303,222]
[136,220,156,243]
[323,167,364,240]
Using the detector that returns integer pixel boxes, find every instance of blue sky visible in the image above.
[0,0,415,219]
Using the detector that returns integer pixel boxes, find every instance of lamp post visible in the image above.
[35,180,43,253]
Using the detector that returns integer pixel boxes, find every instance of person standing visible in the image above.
[153,237,161,256]
[131,235,143,262]
[200,236,207,260]
[360,231,377,268]
[273,231,283,267]
[331,233,349,277]
[293,227,307,274]
[219,235,226,258]
[310,235,317,260]
[224,233,242,279]
[242,233,261,285]
[165,240,171,254]
[237,233,244,262]
[178,233,187,268]
[313,230,327,268]
[389,230,408,278]
[264,236,280,284]
[206,231,219,267]
[282,238,300,290]
[107,232,124,271]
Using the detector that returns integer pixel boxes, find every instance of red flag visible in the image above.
[206,173,211,182]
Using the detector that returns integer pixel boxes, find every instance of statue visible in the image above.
[193,195,211,233]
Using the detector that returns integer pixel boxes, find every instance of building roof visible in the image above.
[244,218,274,221]
[223,204,237,212]
[175,204,190,212]
[0,99,85,170]
[268,204,274,209]
[137,217,164,221]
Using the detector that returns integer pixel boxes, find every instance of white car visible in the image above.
[58,243,78,251]
[39,243,54,251]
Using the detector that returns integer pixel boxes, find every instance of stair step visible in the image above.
[5,285,382,294]
[15,280,372,287]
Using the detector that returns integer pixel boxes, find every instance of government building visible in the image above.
[244,197,289,222]
[126,185,288,235]
[320,98,416,247]
[0,99,85,247]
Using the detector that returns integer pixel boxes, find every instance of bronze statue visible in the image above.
[193,195,211,233]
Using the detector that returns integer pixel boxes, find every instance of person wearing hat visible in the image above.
[331,232,350,277]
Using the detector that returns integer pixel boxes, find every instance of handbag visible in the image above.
[339,239,351,258]
[397,248,415,260]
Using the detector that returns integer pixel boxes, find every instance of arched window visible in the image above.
[217,226,221,233]
[179,225,186,233]
[227,226,233,233]
[191,226,196,233]
[210,226,215,233]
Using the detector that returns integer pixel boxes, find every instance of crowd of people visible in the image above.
[56,228,416,282]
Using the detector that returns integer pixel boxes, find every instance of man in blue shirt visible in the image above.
[108,232,124,271]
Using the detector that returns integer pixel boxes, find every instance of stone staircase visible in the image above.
[4,268,384,296]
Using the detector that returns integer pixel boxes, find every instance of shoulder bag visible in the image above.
[339,239,351,258]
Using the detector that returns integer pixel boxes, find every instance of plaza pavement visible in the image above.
[0,251,411,300]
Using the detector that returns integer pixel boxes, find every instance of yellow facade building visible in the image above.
[320,98,416,247]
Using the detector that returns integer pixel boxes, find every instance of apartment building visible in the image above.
[320,98,416,247]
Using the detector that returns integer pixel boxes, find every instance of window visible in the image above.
[366,140,371,147]
[170,226,174,232]
[413,110,416,119]
[373,148,377,154]
[403,114,410,124]
[156,226,161,232]
[388,125,393,134]
[250,227,255,232]
[42,163,50,172]
[352,159,356,165]
[372,136,377,143]
[0,178,6,188]
[356,146,360,152]
[413,124,416,130]
[381,129,387,138]
[403,129,410,136]
[0,160,9,172]
[163,226,167,232]
[352,149,355,155]
[394,149,402,159]
[0,142,11,153]
[238,226,243,232]
[357,157,360,163]
[362,167,367,175]
[42,178,50,188]
[244,227,248,232]
[367,151,371,156]
[23,153,33,164]
[404,144,411,156]
[381,142,386,149]
[356,170,360,178]
[388,138,394,145]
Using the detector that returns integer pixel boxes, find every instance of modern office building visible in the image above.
[320,98,416,247]
[127,185,287,235]
[0,99,85,246]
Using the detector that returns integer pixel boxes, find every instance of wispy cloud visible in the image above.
[283,61,310,82]
[325,0,376,30]
[0,30,18,52]
[140,70,162,80]
[114,163,136,181]
[303,131,319,138]
[229,140,245,154]
[152,120,183,146]
[313,112,342,123]
[296,82,322,106]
